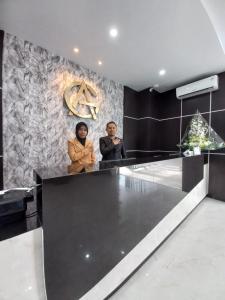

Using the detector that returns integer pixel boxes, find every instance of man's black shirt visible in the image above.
[99,136,127,161]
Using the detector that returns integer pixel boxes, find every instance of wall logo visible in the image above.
[64,80,100,119]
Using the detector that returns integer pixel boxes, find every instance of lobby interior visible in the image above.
[0,1,225,299]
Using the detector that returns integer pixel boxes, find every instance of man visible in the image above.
[99,121,127,161]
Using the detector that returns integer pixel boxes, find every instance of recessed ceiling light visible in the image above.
[109,28,118,38]
[159,69,166,76]
[73,47,79,53]
[98,60,103,66]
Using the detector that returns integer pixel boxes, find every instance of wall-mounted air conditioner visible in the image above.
[176,75,219,99]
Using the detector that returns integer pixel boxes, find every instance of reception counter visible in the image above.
[34,155,206,300]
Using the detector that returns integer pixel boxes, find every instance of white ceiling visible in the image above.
[0,0,225,92]
[200,0,225,54]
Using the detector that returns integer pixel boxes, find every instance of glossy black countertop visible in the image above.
[37,157,191,300]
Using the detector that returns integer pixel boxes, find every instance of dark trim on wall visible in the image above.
[0,30,4,189]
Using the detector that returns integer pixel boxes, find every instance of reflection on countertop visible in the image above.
[34,155,182,181]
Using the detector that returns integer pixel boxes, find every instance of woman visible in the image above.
[68,122,96,170]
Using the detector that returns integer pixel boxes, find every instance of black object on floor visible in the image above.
[0,189,40,241]
[0,190,29,225]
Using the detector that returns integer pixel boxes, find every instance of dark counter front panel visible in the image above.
[182,155,204,192]
[41,168,186,300]
[209,154,225,201]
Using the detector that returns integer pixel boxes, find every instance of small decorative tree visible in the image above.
[179,111,225,151]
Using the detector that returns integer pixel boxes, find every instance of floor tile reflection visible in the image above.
[110,198,225,300]
[0,228,46,300]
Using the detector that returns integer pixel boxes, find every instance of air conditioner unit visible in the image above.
[176,75,219,99]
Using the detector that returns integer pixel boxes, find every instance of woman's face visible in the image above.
[77,126,88,139]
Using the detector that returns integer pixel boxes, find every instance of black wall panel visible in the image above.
[123,117,139,151]
[124,86,160,153]
[124,72,225,201]
[212,72,225,111]
[0,157,2,189]
[138,119,159,150]
[0,30,4,189]
[158,89,180,119]
[0,30,3,155]
[182,93,210,116]
[159,118,180,151]
[138,88,159,119]
[124,86,140,118]
[127,151,161,158]
[211,111,225,154]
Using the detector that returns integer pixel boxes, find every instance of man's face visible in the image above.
[106,123,117,137]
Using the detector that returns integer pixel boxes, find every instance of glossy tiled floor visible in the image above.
[0,198,224,299]
[110,197,225,300]
[0,228,46,300]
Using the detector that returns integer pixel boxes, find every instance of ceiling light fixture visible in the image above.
[73,47,79,53]
[98,60,103,66]
[159,69,166,76]
[109,28,118,38]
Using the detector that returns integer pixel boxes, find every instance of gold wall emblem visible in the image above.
[64,80,100,120]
